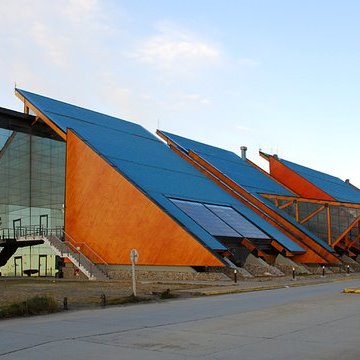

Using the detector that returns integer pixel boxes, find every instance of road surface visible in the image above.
[1,279,360,359]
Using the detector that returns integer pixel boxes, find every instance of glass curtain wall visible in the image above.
[0,129,65,237]
[270,198,360,246]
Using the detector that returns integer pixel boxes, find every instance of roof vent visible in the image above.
[345,179,350,184]
[273,154,279,160]
[240,146,247,160]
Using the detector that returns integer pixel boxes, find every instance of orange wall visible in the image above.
[268,157,335,201]
[65,131,223,267]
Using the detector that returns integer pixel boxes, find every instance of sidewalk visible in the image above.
[167,273,360,296]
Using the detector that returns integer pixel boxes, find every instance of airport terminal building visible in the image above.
[0,89,359,279]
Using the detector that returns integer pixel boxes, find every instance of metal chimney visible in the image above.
[240,146,247,160]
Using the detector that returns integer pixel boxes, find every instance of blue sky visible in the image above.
[1,0,360,186]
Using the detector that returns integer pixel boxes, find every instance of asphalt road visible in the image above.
[1,279,360,359]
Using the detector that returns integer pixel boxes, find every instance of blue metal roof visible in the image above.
[279,158,360,204]
[16,89,304,253]
[159,131,336,253]
[160,131,294,197]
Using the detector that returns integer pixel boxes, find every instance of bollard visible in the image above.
[347,265,350,275]
[292,267,295,280]
[100,293,106,307]
[63,297,68,311]
[234,269,237,283]
[322,266,325,277]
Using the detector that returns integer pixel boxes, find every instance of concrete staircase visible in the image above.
[43,235,109,280]
[15,229,109,280]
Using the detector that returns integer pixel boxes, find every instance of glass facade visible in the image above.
[272,198,360,246]
[0,130,65,236]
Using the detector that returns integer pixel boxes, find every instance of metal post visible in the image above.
[234,269,237,283]
[76,246,81,269]
[132,261,137,297]
[130,249,139,297]
[322,266,325,277]
[29,245,32,273]
[347,265,350,275]
[63,297,68,310]
[100,293,106,307]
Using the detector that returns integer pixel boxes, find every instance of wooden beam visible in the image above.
[278,200,293,210]
[262,193,360,210]
[300,205,325,225]
[326,205,331,245]
[332,215,360,248]
[295,201,299,222]
[15,90,66,141]
[270,240,293,257]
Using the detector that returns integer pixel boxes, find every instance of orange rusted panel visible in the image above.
[268,157,335,201]
[64,131,224,267]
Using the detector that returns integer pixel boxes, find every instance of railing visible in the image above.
[1,226,64,240]
[61,238,109,279]
[62,230,109,270]
[4,225,109,280]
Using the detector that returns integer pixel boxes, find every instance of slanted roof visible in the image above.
[15,89,304,254]
[159,131,294,197]
[278,158,360,204]
[159,131,335,253]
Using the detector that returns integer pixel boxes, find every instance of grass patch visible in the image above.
[0,296,59,319]
[105,294,152,306]
[159,289,178,299]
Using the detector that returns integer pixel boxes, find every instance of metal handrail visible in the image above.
[45,233,109,279]
[61,230,109,268]
[8,225,108,267]
[1,225,109,279]
[1,226,64,240]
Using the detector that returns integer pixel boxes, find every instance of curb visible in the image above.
[176,276,360,297]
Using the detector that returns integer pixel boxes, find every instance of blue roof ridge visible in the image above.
[17,88,137,127]
[48,110,162,144]
[161,130,242,162]
[280,157,348,185]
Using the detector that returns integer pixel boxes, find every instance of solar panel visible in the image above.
[170,199,240,237]
[206,204,270,239]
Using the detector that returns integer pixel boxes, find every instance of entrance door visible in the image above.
[13,218,22,238]
[39,215,48,236]
[38,255,47,277]
[14,256,23,277]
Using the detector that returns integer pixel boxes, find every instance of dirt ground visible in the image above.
[1,273,360,311]
[0,277,210,309]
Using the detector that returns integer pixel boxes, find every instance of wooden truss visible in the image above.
[262,194,360,255]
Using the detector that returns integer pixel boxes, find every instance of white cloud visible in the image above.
[131,22,221,72]
[31,22,69,69]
